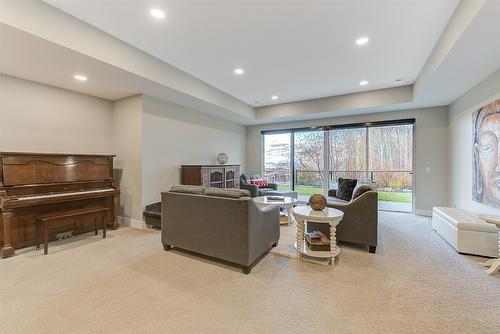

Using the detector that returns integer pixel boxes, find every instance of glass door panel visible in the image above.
[369,124,413,212]
[263,133,291,190]
[328,128,367,189]
[293,131,325,197]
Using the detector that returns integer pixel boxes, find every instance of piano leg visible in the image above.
[102,214,107,238]
[1,210,15,258]
[111,195,119,230]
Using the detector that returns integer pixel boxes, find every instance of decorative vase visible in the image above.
[308,194,327,211]
[216,152,228,165]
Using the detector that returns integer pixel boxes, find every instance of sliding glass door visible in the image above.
[328,127,367,190]
[369,125,413,212]
[293,130,325,197]
[263,133,291,190]
[262,121,414,212]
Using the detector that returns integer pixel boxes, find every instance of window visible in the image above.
[294,130,324,196]
[262,120,414,212]
[263,133,291,190]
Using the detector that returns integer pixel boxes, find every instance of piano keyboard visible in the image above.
[14,188,114,201]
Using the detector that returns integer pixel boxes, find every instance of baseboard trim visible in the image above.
[415,209,432,217]
[118,216,145,229]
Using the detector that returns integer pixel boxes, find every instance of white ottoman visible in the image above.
[432,207,499,257]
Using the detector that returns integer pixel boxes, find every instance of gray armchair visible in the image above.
[308,188,378,253]
[161,186,280,274]
[240,173,278,197]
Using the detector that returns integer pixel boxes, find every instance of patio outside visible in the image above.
[263,124,414,213]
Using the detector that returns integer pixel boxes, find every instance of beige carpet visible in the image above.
[1,211,499,334]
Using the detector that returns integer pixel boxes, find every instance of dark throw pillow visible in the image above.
[336,178,357,201]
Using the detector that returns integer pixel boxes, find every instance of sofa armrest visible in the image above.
[339,191,378,245]
[268,182,278,190]
[328,189,337,197]
[246,202,280,265]
[240,182,259,197]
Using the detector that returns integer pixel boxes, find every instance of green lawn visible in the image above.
[378,191,412,203]
[278,185,412,203]
[278,185,321,196]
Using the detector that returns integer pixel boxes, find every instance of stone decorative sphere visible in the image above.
[216,152,228,164]
[308,194,327,211]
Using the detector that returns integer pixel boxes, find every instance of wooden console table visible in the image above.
[181,165,240,189]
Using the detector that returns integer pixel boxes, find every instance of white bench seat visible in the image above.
[432,207,498,257]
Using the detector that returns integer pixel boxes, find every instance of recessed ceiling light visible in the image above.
[73,74,88,82]
[395,79,403,84]
[271,95,279,100]
[355,36,369,46]
[359,80,368,86]
[234,68,245,75]
[150,8,165,19]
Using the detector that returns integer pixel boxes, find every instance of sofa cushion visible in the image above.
[433,207,498,233]
[170,185,205,195]
[250,179,268,187]
[337,178,357,201]
[240,174,249,183]
[351,184,373,200]
[327,196,349,206]
[205,187,250,198]
[358,179,377,190]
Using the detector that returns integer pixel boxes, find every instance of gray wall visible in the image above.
[112,95,144,224]
[0,74,113,153]
[142,95,247,207]
[246,106,449,215]
[448,69,500,215]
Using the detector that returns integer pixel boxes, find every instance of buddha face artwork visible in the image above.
[473,98,500,208]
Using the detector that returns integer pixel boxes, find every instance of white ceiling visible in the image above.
[0,23,252,124]
[44,0,459,106]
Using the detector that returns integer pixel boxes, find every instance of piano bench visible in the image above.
[35,207,110,255]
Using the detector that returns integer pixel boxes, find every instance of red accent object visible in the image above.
[250,179,268,187]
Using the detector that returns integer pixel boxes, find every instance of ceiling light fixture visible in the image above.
[355,36,369,46]
[73,74,88,82]
[271,95,279,100]
[150,8,165,19]
[359,80,368,86]
[234,68,245,75]
[395,79,403,84]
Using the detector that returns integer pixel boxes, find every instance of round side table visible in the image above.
[292,206,344,266]
[253,196,298,225]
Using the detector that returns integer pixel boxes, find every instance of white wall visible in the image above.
[0,75,246,228]
[112,95,143,225]
[246,106,449,215]
[0,74,113,153]
[448,69,500,215]
[142,95,246,207]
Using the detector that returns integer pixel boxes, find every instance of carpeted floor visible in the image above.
[1,211,499,334]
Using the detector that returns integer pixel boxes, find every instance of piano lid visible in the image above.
[1,152,115,186]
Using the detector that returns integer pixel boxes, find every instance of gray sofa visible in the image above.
[307,186,378,253]
[161,185,280,274]
[240,174,278,197]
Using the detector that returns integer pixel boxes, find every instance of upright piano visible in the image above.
[0,152,120,257]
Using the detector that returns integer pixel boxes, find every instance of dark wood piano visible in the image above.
[0,152,119,257]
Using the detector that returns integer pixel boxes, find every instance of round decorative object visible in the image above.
[308,194,327,211]
[216,152,228,164]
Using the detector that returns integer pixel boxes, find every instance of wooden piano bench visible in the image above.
[35,207,110,255]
